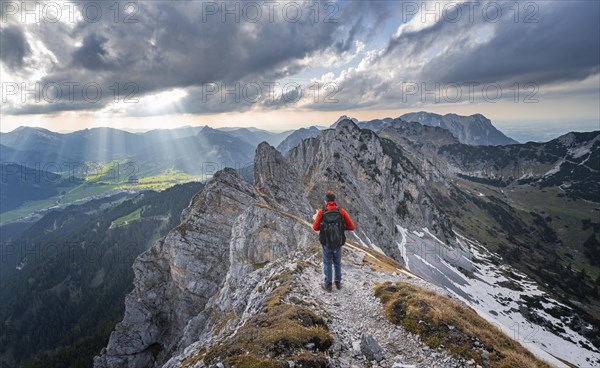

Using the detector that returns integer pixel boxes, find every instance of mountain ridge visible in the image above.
[399,112,519,146]
[94,120,599,368]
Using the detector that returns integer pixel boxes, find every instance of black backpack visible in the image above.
[319,207,346,249]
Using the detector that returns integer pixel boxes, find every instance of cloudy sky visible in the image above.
[1,0,599,139]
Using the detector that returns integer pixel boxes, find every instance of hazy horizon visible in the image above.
[3,113,598,144]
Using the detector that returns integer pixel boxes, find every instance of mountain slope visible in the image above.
[437,130,600,201]
[0,182,203,368]
[95,121,599,368]
[221,127,292,148]
[375,122,600,326]
[0,164,83,213]
[400,112,519,145]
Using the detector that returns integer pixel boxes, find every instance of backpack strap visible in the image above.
[338,208,346,226]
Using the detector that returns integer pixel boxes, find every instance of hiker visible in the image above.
[313,191,355,292]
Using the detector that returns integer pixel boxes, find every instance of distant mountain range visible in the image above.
[400,112,519,145]
[437,130,600,202]
[0,126,291,177]
[0,113,521,176]
[0,112,589,220]
[330,112,518,146]
[276,126,322,154]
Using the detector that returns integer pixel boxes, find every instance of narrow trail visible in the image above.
[257,204,473,367]
[291,246,469,368]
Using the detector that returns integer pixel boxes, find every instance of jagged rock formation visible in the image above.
[95,169,261,367]
[96,120,599,368]
[96,145,318,367]
[329,112,518,146]
[285,119,453,259]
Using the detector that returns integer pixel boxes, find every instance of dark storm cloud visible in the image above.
[0,25,31,70]
[2,0,599,115]
[8,101,102,115]
[296,0,600,112]
[3,0,399,115]
[71,32,116,70]
[3,1,356,113]
[417,1,600,85]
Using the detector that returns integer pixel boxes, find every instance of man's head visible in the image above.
[324,191,336,202]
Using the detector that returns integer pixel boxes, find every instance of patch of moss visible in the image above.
[180,347,207,368]
[253,260,270,271]
[374,282,553,368]
[212,311,236,337]
[176,222,192,236]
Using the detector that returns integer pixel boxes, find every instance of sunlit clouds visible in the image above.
[1,0,598,134]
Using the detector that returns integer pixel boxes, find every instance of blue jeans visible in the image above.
[322,244,342,284]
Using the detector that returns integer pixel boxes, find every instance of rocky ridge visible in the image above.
[95,120,595,368]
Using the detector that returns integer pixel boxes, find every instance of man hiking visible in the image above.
[313,191,355,292]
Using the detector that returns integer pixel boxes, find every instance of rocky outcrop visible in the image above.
[253,142,310,216]
[95,168,261,367]
[95,142,319,367]
[285,119,454,259]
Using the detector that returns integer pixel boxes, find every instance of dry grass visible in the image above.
[201,269,333,367]
[212,310,236,337]
[180,347,206,368]
[344,239,419,279]
[374,282,553,368]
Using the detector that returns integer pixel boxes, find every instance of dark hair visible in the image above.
[325,191,336,201]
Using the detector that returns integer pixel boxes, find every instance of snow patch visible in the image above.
[403,231,598,367]
[355,232,386,255]
[396,225,410,270]
[422,227,445,246]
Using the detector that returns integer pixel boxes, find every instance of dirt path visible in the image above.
[291,246,472,368]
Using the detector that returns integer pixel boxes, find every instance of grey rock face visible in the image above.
[254,142,310,216]
[286,119,453,259]
[95,168,261,367]
[361,332,385,362]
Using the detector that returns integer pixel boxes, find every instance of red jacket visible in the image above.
[313,201,355,231]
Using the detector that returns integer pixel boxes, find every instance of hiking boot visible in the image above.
[334,280,342,290]
[322,282,333,292]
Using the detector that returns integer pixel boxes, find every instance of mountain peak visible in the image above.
[331,115,359,128]
[400,111,518,145]
[11,125,56,135]
[335,118,361,132]
[254,142,307,214]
